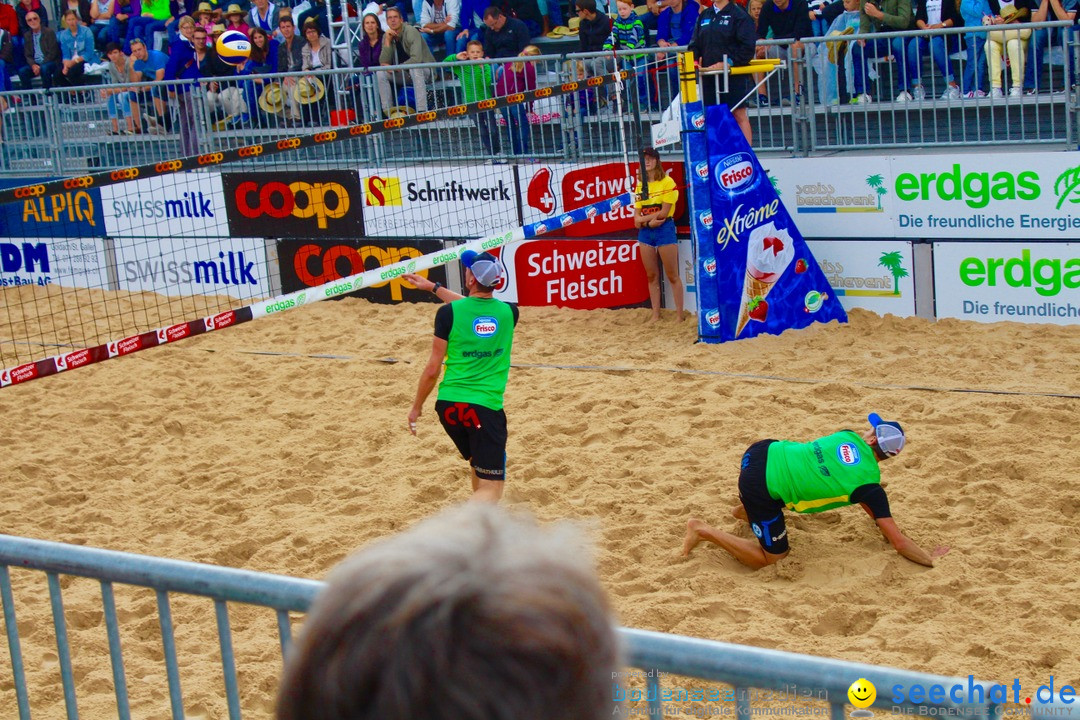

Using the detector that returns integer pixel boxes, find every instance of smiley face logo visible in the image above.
[848,679,876,709]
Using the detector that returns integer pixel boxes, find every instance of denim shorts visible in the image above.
[638,219,677,247]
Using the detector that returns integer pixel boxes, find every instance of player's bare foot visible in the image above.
[731,504,748,522]
[681,518,705,556]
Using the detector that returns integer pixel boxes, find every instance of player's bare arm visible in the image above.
[408,337,447,435]
[875,517,949,568]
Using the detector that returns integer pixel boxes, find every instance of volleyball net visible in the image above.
[0,65,654,388]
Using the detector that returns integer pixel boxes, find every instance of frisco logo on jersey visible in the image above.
[837,443,861,465]
[473,317,498,337]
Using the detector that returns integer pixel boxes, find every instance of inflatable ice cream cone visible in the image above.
[735,222,794,337]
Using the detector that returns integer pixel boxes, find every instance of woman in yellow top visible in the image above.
[632,146,684,322]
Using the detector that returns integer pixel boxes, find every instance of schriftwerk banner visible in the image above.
[697,105,847,343]
[360,165,518,238]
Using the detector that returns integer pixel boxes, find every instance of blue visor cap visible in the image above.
[461,250,503,288]
[868,413,905,456]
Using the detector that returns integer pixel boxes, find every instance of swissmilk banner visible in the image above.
[696,105,847,343]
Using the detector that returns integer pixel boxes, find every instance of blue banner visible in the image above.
[681,100,720,337]
[0,178,106,238]
[695,105,847,342]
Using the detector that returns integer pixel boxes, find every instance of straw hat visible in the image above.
[195,1,213,15]
[293,76,326,104]
[211,22,226,34]
[567,16,580,33]
[385,105,414,118]
[634,3,649,12]
[225,3,244,16]
[545,25,568,38]
[258,82,287,113]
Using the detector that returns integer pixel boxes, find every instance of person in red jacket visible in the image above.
[0,2,19,36]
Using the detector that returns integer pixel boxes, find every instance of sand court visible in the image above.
[0,300,1078,719]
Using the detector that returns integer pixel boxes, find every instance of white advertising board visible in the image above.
[766,157,896,239]
[0,237,109,290]
[805,240,916,316]
[933,242,1080,324]
[889,153,1080,239]
[766,152,1080,239]
[101,173,230,237]
[360,165,518,238]
[113,236,270,300]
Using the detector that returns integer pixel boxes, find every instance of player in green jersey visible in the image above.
[404,251,519,503]
[681,414,950,569]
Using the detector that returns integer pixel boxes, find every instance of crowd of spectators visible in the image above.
[0,0,1074,134]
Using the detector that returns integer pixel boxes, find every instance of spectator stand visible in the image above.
[1,26,1079,176]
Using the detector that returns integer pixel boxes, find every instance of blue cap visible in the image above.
[868,413,905,456]
[461,250,503,288]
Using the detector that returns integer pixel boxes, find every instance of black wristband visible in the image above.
[431,282,442,295]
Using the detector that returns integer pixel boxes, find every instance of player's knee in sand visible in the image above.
[682,415,949,570]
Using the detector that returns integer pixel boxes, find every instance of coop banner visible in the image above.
[361,166,517,238]
[277,238,448,303]
[223,171,365,239]
[699,105,847,342]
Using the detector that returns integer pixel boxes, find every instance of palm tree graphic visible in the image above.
[769,174,781,196]
[866,174,887,210]
[878,251,909,295]
[1053,165,1080,209]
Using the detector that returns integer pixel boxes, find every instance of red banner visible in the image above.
[512,239,649,309]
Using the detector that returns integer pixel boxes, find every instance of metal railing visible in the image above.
[1,532,1077,720]
[1,24,1077,177]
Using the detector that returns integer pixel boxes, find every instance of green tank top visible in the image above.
[765,431,881,514]
[437,297,516,410]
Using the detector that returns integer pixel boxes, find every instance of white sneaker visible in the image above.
[895,90,913,102]
[1009,87,1023,98]
[850,93,873,104]
[990,87,1004,99]
[963,89,987,99]
[941,85,961,100]
[912,85,925,101]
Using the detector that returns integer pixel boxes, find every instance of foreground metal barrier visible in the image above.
[0,533,1077,720]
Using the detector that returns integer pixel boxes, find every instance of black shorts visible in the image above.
[737,439,789,555]
[435,400,507,482]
